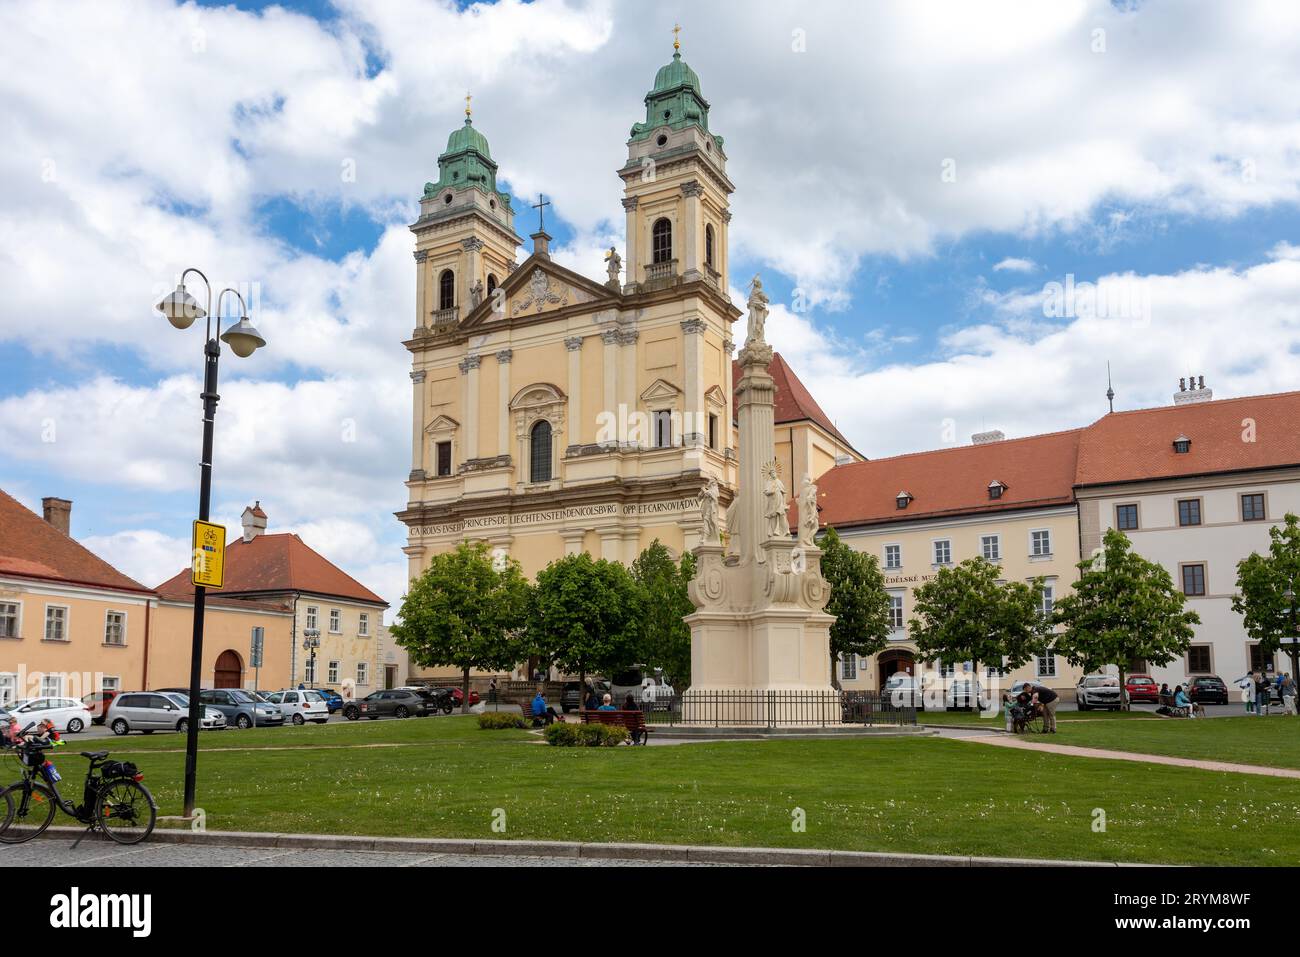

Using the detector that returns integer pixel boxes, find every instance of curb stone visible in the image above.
[38,826,1132,866]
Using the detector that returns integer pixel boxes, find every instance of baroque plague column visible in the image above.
[684,278,839,723]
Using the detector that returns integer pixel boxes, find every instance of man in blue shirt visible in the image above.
[597,693,617,711]
[531,688,558,726]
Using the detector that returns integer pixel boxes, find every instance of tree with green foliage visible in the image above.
[909,557,1052,700]
[1233,512,1300,684]
[630,540,695,687]
[389,541,532,713]
[1053,528,1200,709]
[820,528,892,689]
[529,552,643,700]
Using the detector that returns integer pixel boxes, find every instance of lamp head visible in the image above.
[220,316,266,358]
[156,284,205,330]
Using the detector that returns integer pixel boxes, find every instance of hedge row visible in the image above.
[476,712,528,730]
[544,722,628,747]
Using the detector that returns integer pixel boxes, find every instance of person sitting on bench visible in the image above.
[597,693,617,712]
[1171,684,1198,718]
[531,687,561,726]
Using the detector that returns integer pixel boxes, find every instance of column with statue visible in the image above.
[683,276,838,725]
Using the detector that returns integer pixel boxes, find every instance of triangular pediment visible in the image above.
[640,377,683,403]
[460,255,618,329]
[424,414,460,435]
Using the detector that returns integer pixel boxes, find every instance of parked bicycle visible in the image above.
[0,723,156,845]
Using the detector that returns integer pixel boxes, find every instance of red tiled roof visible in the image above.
[1075,390,1300,486]
[156,532,387,606]
[815,429,1083,530]
[733,353,858,452]
[0,489,152,594]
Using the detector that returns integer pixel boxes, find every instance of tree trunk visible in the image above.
[1119,665,1129,711]
[579,666,586,712]
[461,666,471,715]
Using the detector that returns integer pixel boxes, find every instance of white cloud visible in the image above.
[993,257,1038,273]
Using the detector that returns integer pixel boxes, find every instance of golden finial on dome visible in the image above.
[672,23,681,52]
[465,92,472,119]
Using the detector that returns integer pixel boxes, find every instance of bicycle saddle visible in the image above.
[80,750,109,760]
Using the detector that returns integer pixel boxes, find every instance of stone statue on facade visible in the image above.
[797,474,819,546]
[605,245,622,286]
[700,476,720,544]
[746,274,768,347]
[725,497,739,557]
[763,466,789,539]
[470,278,484,308]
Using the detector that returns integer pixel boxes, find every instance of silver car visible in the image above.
[106,692,226,735]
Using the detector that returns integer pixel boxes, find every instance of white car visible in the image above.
[264,689,330,725]
[7,697,94,734]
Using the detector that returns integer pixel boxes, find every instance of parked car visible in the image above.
[1186,675,1230,705]
[81,690,120,725]
[944,678,986,711]
[436,686,480,707]
[883,673,927,710]
[310,687,345,713]
[264,689,330,725]
[106,692,226,735]
[7,697,94,733]
[198,688,284,729]
[399,686,452,715]
[342,689,428,720]
[1124,674,1159,703]
[560,680,611,712]
[1076,674,1123,711]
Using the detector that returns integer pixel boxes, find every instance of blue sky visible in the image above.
[3,0,1300,611]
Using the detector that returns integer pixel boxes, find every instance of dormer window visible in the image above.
[1173,434,1191,454]
[896,491,912,510]
[988,481,1006,500]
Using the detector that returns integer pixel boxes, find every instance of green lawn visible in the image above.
[1045,716,1300,770]
[919,709,1157,726]
[67,715,1300,866]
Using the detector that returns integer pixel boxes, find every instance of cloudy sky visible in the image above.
[3,0,1300,614]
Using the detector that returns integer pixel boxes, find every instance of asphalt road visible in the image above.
[5,837,716,867]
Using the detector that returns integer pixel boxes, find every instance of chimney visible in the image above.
[42,497,72,536]
[971,430,1006,445]
[530,230,551,259]
[241,501,268,543]
[1173,375,1213,405]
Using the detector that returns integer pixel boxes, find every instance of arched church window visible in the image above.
[438,270,454,310]
[529,419,553,483]
[652,218,672,264]
[486,274,497,296]
[705,224,715,268]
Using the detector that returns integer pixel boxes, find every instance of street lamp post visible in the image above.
[303,629,321,688]
[1285,586,1299,687]
[156,268,266,817]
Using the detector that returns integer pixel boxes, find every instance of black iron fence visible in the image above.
[635,690,916,729]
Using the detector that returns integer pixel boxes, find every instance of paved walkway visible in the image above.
[957,733,1300,778]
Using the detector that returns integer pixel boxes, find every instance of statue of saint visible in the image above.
[725,497,739,556]
[797,474,819,546]
[746,274,769,346]
[700,477,720,544]
[470,278,484,308]
[764,473,789,539]
[605,246,623,285]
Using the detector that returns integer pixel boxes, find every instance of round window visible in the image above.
[444,193,453,205]
[489,198,496,210]
[656,133,668,147]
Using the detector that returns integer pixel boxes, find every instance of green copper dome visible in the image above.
[652,51,700,95]
[423,116,512,212]
[630,49,723,151]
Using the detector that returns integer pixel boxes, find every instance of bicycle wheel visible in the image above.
[1023,714,1045,734]
[0,782,57,844]
[0,785,12,836]
[96,779,156,845]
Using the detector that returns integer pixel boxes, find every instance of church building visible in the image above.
[397,41,860,601]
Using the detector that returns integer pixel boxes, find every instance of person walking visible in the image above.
[1255,671,1272,716]
[1235,673,1255,714]
[1026,681,1059,733]
[1281,673,1297,715]
[488,676,498,706]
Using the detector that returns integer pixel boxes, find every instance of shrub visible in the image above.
[477,712,527,730]
[544,722,629,747]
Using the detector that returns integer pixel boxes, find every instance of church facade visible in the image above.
[397,46,859,613]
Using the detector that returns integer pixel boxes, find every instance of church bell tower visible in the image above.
[411,98,521,334]
[619,33,733,293]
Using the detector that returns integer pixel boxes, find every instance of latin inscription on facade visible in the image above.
[415,496,702,538]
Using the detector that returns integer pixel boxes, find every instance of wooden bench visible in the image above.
[579,708,650,745]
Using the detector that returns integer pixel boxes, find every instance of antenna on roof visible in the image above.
[1106,361,1115,414]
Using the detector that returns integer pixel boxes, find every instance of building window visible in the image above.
[486,274,497,297]
[304,657,316,684]
[328,660,339,684]
[708,413,718,450]
[529,419,553,483]
[651,218,672,264]
[933,540,952,565]
[888,594,904,630]
[1116,504,1139,530]
[705,224,715,267]
[1039,581,1055,618]
[1181,563,1206,596]
[438,269,455,310]
[356,662,369,686]
[896,491,912,509]
[1249,643,1275,673]
[1030,529,1052,557]
[653,409,673,448]
[1173,435,1191,454]
[841,656,857,680]
[1187,645,1212,674]
[988,481,1004,500]
[100,676,120,693]
[1177,499,1202,527]
[0,602,18,639]
[436,441,452,477]
[359,613,369,637]
[305,606,318,631]
[1036,651,1057,679]
[938,662,956,679]
[329,609,341,634]
[44,606,68,642]
[41,674,64,697]
[1241,493,1266,522]
[884,544,901,570]
[104,611,126,646]
[981,535,1001,561]
[986,662,1005,679]
[0,673,15,707]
